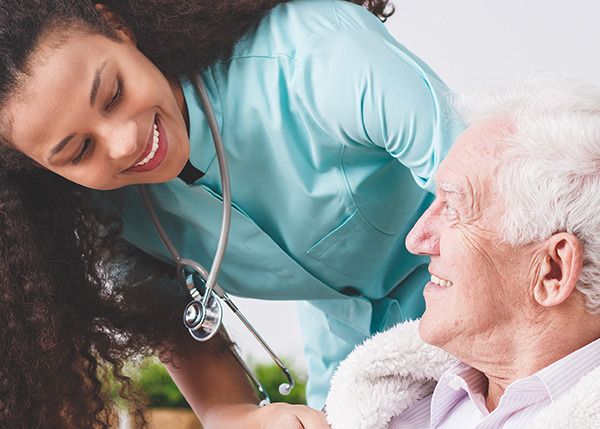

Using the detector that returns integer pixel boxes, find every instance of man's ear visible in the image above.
[533,232,583,307]
[94,3,136,44]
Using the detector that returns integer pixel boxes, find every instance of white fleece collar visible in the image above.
[325,320,600,429]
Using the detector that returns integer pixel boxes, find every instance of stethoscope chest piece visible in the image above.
[183,273,223,341]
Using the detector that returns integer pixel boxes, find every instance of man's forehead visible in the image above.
[434,121,506,196]
[456,121,506,154]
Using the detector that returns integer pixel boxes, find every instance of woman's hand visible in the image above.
[204,402,330,429]
[163,332,330,428]
[248,402,330,429]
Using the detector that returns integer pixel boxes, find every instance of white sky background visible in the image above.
[388,0,600,87]
[224,0,600,370]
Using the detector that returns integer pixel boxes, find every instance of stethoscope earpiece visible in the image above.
[278,383,292,396]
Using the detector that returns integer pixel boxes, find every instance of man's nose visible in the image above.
[101,119,138,160]
[405,206,440,256]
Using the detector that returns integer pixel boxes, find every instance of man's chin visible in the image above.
[417,315,450,348]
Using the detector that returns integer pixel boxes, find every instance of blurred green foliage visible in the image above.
[136,360,190,408]
[117,357,307,408]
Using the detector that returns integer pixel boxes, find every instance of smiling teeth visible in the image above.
[431,274,453,287]
[135,122,159,167]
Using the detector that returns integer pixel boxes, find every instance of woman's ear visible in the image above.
[533,232,583,307]
[94,3,136,44]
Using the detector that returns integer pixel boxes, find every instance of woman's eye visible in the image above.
[72,138,92,166]
[105,81,123,111]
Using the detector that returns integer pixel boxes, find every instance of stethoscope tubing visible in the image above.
[192,73,231,307]
[221,294,294,395]
[138,75,294,404]
[138,184,226,298]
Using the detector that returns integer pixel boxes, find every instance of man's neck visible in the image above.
[478,317,600,411]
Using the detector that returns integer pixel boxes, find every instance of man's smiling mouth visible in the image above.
[431,274,453,287]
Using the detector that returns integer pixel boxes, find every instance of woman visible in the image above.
[0,0,462,427]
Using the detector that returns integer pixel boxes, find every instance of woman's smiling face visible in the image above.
[3,27,190,190]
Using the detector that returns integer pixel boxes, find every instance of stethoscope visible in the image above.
[138,74,293,406]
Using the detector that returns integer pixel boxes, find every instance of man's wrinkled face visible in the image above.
[406,121,542,358]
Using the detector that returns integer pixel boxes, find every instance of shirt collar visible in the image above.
[431,337,600,426]
[431,361,486,425]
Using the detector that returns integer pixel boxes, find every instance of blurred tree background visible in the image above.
[121,356,307,409]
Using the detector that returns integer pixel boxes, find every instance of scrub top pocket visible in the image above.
[307,209,403,281]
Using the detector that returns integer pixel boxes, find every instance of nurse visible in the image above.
[0,0,463,427]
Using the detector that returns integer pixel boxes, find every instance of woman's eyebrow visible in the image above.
[48,133,75,161]
[89,61,107,107]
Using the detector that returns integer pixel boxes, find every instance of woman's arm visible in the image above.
[163,331,330,429]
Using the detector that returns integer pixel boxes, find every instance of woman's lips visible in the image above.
[125,115,168,173]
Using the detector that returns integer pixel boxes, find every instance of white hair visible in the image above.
[454,72,600,311]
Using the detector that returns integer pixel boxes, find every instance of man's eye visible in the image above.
[444,203,458,218]
[72,138,92,165]
[105,81,123,111]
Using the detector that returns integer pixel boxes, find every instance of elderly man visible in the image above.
[325,73,600,428]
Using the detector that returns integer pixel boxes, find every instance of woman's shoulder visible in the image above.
[226,0,388,61]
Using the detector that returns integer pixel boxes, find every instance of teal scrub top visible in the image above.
[117,0,464,408]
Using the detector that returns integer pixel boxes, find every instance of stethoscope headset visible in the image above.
[139,75,293,406]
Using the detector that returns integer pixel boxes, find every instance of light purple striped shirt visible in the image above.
[389,337,600,428]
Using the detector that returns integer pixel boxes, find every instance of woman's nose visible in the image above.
[101,119,138,160]
[405,206,440,256]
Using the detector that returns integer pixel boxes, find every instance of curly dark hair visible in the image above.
[0,0,395,427]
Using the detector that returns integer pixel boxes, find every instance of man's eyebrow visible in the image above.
[48,133,76,162]
[436,181,465,196]
[90,61,107,107]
